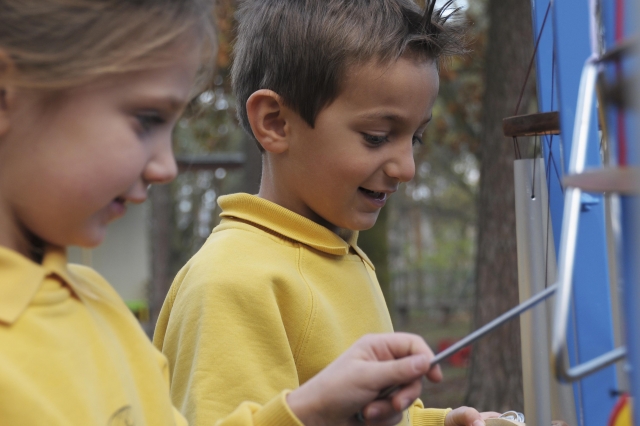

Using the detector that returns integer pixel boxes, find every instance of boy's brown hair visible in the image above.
[232,0,467,143]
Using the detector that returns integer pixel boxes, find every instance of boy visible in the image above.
[155,1,494,425]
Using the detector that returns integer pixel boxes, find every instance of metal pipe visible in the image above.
[377,285,558,400]
[431,284,558,366]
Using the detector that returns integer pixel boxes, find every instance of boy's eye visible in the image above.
[412,135,424,146]
[136,112,166,132]
[362,133,389,146]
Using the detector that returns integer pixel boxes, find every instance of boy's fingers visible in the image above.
[389,379,422,412]
[448,407,485,426]
[367,332,434,361]
[360,401,404,426]
[367,354,432,390]
[425,362,443,383]
[480,412,502,420]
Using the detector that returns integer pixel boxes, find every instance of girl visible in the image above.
[0,1,443,425]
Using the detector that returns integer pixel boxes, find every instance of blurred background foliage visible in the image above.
[156,0,490,408]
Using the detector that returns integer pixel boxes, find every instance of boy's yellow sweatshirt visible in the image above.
[0,244,301,426]
[154,193,451,426]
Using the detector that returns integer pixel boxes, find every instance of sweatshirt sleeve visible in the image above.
[408,399,451,426]
[213,391,303,426]
[153,248,307,426]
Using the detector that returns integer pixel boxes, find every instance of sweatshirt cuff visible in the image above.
[253,390,304,426]
[410,407,452,426]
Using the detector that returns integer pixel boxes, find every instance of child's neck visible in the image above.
[0,209,45,263]
[258,181,343,236]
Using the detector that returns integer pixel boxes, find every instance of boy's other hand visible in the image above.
[444,407,501,426]
[286,332,440,426]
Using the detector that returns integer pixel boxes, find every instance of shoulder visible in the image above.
[169,225,307,308]
[183,222,301,284]
[66,264,145,330]
[67,264,123,303]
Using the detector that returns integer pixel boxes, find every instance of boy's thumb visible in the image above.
[374,354,432,387]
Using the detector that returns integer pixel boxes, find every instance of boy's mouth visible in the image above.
[358,187,387,201]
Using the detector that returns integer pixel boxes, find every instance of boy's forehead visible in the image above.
[335,56,439,120]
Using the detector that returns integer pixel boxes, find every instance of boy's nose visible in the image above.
[384,142,416,183]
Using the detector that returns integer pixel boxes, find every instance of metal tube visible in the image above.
[515,158,562,426]
[377,285,558,401]
[431,284,558,366]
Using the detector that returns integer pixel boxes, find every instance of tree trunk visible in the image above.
[148,184,174,334]
[465,0,534,412]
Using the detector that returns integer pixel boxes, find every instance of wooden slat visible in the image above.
[597,37,639,63]
[176,153,246,172]
[563,167,640,195]
[502,111,560,137]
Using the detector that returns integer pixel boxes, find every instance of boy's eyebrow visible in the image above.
[358,112,433,126]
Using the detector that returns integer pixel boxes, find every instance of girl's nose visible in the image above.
[144,140,178,185]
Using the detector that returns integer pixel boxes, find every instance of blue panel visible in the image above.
[530,0,564,254]
[551,0,618,424]
[620,1,640,425]
[531,0,638,423]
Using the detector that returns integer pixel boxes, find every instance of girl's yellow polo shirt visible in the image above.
[0,245,186,425]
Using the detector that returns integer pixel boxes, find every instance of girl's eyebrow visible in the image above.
[131,94,188,112]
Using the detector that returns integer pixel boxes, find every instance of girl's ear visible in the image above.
[246,90,289,154]
[0,53,16,136]
[0,88,14,136]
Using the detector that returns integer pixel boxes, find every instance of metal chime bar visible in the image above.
[551,60,627,383]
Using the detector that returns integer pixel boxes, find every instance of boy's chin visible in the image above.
[338,212,380,232]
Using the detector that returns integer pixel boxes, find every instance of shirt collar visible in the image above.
[218,193,375,269]
[0,245,94,325]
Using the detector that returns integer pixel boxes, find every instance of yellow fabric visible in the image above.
[154,193,450,426]
[0,245,187,426]
[609,396,632,426]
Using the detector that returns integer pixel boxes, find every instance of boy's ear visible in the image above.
[246,90,289,154]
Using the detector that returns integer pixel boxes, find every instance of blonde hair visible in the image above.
[0,0,217,92]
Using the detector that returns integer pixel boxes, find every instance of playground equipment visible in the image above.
[423,0,639,424]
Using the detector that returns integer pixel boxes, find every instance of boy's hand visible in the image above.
[287,332,442,426]
[444,407,501,426]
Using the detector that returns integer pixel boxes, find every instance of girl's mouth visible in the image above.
[107,197,127,220]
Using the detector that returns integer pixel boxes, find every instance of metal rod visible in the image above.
[431,284,558,366]
[563,346,627,381]
[377,285,558,400]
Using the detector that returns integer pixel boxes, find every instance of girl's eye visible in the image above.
[362,133,389,146]
[412,135,424,146]
[136,113,166,133]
